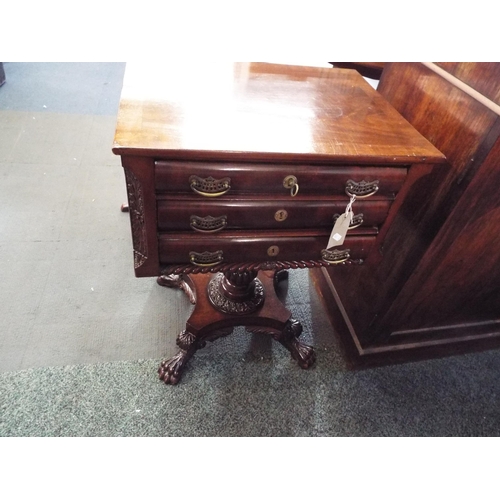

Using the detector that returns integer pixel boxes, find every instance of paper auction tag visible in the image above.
[327,212,352,249]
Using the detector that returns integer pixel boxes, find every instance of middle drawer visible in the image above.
[157,197,391,232]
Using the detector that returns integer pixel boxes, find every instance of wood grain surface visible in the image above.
[113,62,445,164]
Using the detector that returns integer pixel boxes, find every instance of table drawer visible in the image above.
[157,197,391,232]
[155,161,407,198]
[158,230,376,265]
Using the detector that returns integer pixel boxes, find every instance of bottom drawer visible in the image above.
[158,231,376,266]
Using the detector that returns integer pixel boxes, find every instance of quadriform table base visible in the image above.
[156,269,314,385]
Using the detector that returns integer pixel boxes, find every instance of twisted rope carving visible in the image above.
[161,258,363,276]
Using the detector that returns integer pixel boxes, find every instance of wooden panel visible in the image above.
[312,266,500,364]
[154,161,407,197]
[361,63,500,339]
[323,162,446,343]
[374,131,500,333]
[157,196,391,231]
[113,63,445,165]
[378,63,498,193]
[434,62,500,106]
[322,62,500,351]
[158,231,375,265]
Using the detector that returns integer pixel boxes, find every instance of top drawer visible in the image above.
[155,161,407,198]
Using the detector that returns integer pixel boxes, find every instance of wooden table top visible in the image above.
[112,62,445,165]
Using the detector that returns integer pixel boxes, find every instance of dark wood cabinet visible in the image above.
[314,62,500,362]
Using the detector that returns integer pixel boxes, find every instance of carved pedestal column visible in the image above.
[208,270,264,315]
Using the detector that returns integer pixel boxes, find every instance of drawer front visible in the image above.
[157,197,391,232]
[155,161,407,198]
[158,231,375,265]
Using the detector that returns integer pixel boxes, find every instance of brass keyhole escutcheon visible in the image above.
[283,175,299,197]
[275,209,288,222]
[267,245,280,257]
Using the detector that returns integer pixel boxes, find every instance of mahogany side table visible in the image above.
[112,62,445,384]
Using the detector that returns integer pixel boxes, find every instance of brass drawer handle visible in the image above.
[283,175,299,197]
[345,179,379,198]
[189,250,224,267]
[190,215,227,233]
[321,248,350,264]
[189,175,231,197]
[333,213,364,229]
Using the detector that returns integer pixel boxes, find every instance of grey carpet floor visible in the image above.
[2,344,500,436]
[1,62,500,437]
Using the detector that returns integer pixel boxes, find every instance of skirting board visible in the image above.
[310,267,500,366]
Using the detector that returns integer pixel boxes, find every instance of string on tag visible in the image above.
[345,194,356,221]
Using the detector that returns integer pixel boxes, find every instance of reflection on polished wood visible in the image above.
[113,62,443,164]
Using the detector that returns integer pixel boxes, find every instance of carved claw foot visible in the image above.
[248,318,316,369]
[280,338,316,369]
[158,329,200,385]
[157,274,196,304]
[277,318,316,369]
[158,350,192,385]
[157,274,183,288]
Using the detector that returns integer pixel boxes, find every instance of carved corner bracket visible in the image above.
[124,168,148,269]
